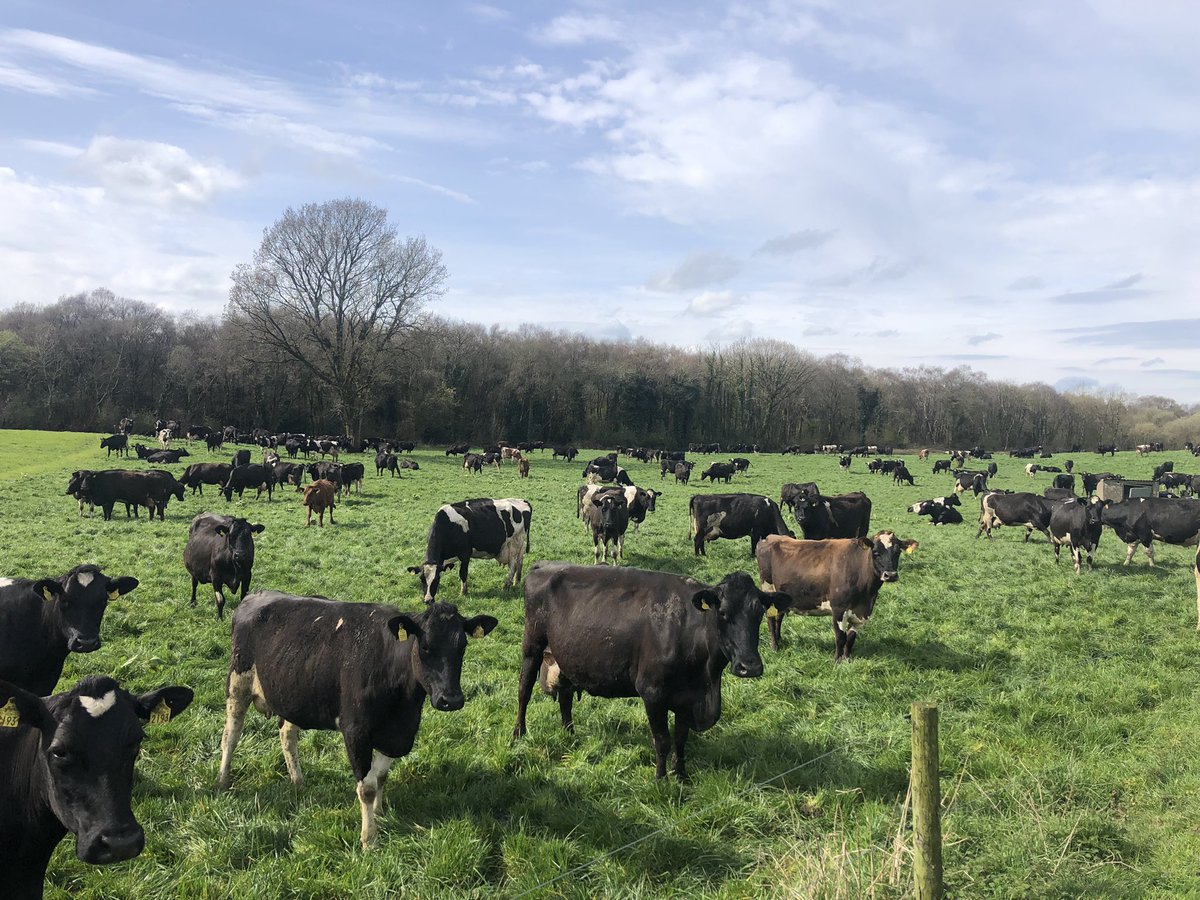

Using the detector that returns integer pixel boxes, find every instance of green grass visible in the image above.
[4,430,1200,898]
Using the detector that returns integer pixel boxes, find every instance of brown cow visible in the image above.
[755,531,917,662]
[302,479,337,527]
[518,457,530,478]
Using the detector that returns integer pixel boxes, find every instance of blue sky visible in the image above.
[2,1,1198,400]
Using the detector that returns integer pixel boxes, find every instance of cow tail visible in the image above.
[688,496,698,537]
[525,505,532,552]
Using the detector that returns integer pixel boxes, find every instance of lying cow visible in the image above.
[756,532,917,662]
[407,499,532,601]
[689,493,793,556]
[908,496,963,525]
[0,676,192,898]
[183,513,264,619]
[514,563,789,779]
[215,591,496,847]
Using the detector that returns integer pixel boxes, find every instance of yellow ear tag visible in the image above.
[472,626,485,638]
[397,627,408,642]
[148,700,171,725]
[108,590,120,601]
[766,604,779,619]
[42,588,53,602]
[700,600,710,611]
[0,698,20,728]
[905,545,915,555]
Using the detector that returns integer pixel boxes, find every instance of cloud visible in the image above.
[814,257,910,287]
[466,4,511,23]
[1058,319,1200,348]
[0,60,95,97]
[534,15,623,45]
[1140,357,1166,368]
[75,136,241,206]
[648,251,741,291]
[803,325,835,336]
[1102,273,1143,290]
[755,229,833,256]
[1056,376,1101,392]
[1093,356,1137,365]
[940,353,1007,361]
[1008,276,1045,291]
[1050,273,1155,304]
[966,332,1000,346]
[874,329,899,338]
[705,319,754,342]
[685,290,739,316]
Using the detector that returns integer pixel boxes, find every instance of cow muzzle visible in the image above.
[880,571,899,583]
[731,659,764,678]
[68,634,101,653]
[432,692,464,712]
[82,824,145,864]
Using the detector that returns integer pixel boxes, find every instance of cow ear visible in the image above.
[405,566,422,575]
[464,615,499,639]
[440,561,457,573]
[902,540,919,555]
[859,538,873,550]
[134,686,194,724]
[32,579,63,603]
[214,525,229,536]
[389,614,421,643]
[251,523,265,534]
[691,590,719,612]
[0,680,55,732]
[762,591,793,617]
[105,577,139,601]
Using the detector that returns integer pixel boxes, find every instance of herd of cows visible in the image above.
[4,429,1200,897]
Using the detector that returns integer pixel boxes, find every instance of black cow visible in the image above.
[1154,461,1175,480]
[206,432,224,452]
[1096,443,1117,456]
[232,449,251,468]
[284,437,302,458]
[100,434,128,458]
[407,499,533,602]
[445,443,469,456]
[77,470,182,521]
[730,457,751,475]
[932,459,951,475]
[892,464,914,486]
[463,453,484,475]
[1100,498,1200,566]
[272,460,305,490]
[674,461,695,484]
[215,592,496,847]
[396,441,416,453]
[780,482,819,510]
[553,446,579,462]
[143,449,190,464]
[0,676,193,898]
[689,493,793,556]
[1044,487,1077,501]
[66,470,96,516]
[340,462,365,495]
[514,563,789,779]
[701,462,736,483]
[1049,498,1104,574]
[1053,473,1075,491]
[977,491,1054,541]
[307,461,342,489]
[908,496,963,525]
[375,450,398,477]
[222,464,275,502]
[398,458,420,472]
[986,462,999,477]
[788,491,872,540]
[0,566,138,695]
[183,513,264,619]
[582,492,629,564]
[1081,472,1122,496]
[583,461,633,486]
[180,462,233,496]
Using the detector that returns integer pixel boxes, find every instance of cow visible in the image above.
[66,470,96,516]
[1053,473,1076,492]
[398,458,420,472]
[908,496,963,525]
[222,464,275,502]
[1025,463,1040,478]
[232,449,251,468]
[77,470,182,521]
[977,491,1054,541]
[1154,461,1175,480]
[445,443,469,456]
[674,461,695,484]
[780,482,820,510]
[1096,444,1117,456]
[552,446,579,462]
[1100,498,1200,566]
[582,492,629,564]
[788,491,872,540]
[756,532,917,661]
[215,591,496,847]
[284,437,302,458]
[0,566,139,695]
[302,480,337,527]
[1081,472,1122,496]
[157,428,172,450]
[272,460,305,490]
[576,484,659,534]
[100,434,128,458]
[689,493,793,556]
[932,459,951,475]
[730,457,751,476]
[144,449,190,464]
[1136,444,1153,456]
[340,462,365,495]
[892,464,914,486]
[518,457,530,478]
[953,471,989,495]
[839,455,851,473]
[1044,487,1077,501]
[514,563,788,779]
[180,462,233,496]
[701,462,736,484]
[1065,459,1074,473]
[375,450,398,477]
[396,441,416,454]
[582,461,633,486]
[183,513,263,619]
[0,675,193,898]
[206,432,224,452]
[407,499,532,602]
[306,461,342,489]
[482,452,503,471]
[463,453,484,475]
[918,448,930,460]
[1049,498,1104,574]
[1159,472,1192,495]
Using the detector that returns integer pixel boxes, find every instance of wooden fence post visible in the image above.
[911,701,943,900]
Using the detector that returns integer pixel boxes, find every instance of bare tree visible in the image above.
[228,199,446,437]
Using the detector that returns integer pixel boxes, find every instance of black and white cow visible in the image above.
[977,491,1054,541]
[407,499,533,602]
[787,491,872,540]
[0,566,139,695]
[180,463,233,496]
[576,484,659,534]
[215,592,496,847]
[183,513,264,619]
[232,449,251,468]
[514,563,789,779]
[1100,498,1200,566]
[582,492,629,564]
[908,496,963,525]
[1049,497,1104,574]
[0,676,193,899]
[838,455,851,473]
[689,493,793,556]
[932,459,951,475]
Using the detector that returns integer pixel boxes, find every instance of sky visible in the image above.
[1,0,1198,401]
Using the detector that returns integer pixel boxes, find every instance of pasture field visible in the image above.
[3,430,1200,899]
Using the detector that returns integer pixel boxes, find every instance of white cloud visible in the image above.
[686,290,739,316]
[75,136,242,206]
[648,251,741,291]
[535,15,624,45]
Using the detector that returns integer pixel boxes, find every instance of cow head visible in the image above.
[642,488,660,511]
[66,470,93,497]
[0,676,192,865]
[690,571,791,678]
[592,493,627,529]
[789,494,825,527]
[863,532,918,583]
[34,566,138,654]
[214,519,264,568]
[387,604,497,711]
[407,562,456,603]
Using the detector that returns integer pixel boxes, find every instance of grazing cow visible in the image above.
[463,453,484,475]
[553,446,579,462]
[215,592,496,847]
[340,462,365,495]
[674,461,694,484]
[731,457,751,476]
[180,462,233,496]
[1158,472,1192,495]
[839,455,851,472]
[582,461,633,486]
[700,462,736,483]
[892,464,914,486]
[582,492,629,564]
[689,494,793,556]
[1049,498,1104,574]
[518,457,530,478]
[0,676,193,898]
[77,470,182,521]
[144,449,190,464]
[1100,498,1200,566]
[788,491,872,540]
[1053,473,1075,491]
[908,496,964,525]
[184,513,263,619]
[445,443,469,456]
[376,450,398,477]
[514,563,788,779]
[977,491,1054,541]
[0,566,139,694]
[756,532,917,661]
[206,432,224,452]
[302,480,337,527]
[100,434,128,458]
[1025,463,1040,478]
[222,464,275,502]
[407,499,532,602]
[398,458,420,472]
[272,460,305,490]
[232,449,251,468]
[932,459,951,475]
[482,452,502,471]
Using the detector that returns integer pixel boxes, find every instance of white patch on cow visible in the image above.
[79,690,117,718]
[336,618,344,631]
[75,571,94,588]
[878,532,895,549]
[0,578,14,588]
[908,503,921,513]
[314,616,323,623]
[704,511,727,540]
[835,610,868,633]
[441,505,470,532]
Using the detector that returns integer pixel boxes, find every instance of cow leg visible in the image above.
[1194,551,1200,629]
[1071,547,1081,575]
[1023,526,1033,542]
[1052,542,1061,563]
[306,506,313,527]
[832,618,848,663]
[280,720,304,785]
[458,557,470,596]
[842,628,859,661]
[1124,542,1137,565]
[768,612,782,652]
[1145,544,1154,567]
[643,698,672,778]
[215,588,226,620]
[347,738,393,849]
[216,670,256,790]
[557,674,576,733]
[513,635,545,739]
[617,534,624,564]
[190,577,199,607]
[594,535,601,564]
[672,714,691,781]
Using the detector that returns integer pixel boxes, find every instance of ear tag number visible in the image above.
[43,588,54,602]
[766,604,779,619]
[148,700,171,725]
[397,627,408,642]
[472,626,485,638]
[108,590,120,600]
[0,698,21,728]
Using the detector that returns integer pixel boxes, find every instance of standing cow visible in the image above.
[183,513,264,619]
[407,499,532,602]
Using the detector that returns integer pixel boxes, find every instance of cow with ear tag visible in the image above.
[515,563,791,780]
[0,566,138,695]
[0,675,193,900]
[183,512,265,619]
[216,591,497,848]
